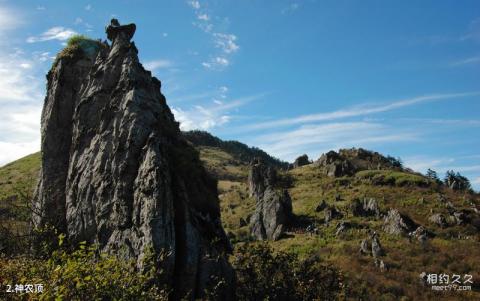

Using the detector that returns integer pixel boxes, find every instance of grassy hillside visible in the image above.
[1,144,479,300]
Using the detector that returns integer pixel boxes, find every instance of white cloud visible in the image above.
[36,6,46,11]
[85,4,92,11]
[143,59,173,71]
[186,1,239,70]
[473,177,480,185]
[188,0,200,9]
[74,17,83,25]
[172,94,265,131]
[213,33,239,54]
[252,122,417,161]
[202,56,229,70]
[197,13,210,21]
[242,92,480,131]
[282,3,300,14]
[27,26,77,43]
[0,47,44,165]
[0,6,22,34]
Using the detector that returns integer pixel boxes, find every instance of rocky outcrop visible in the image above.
[324,206,342,224]
[350,198,380,218]
[249,158,293,241]
[314,151,355,177]
[292,154,310,168]
[383,209,417,235]
[33,19,234,300]
[429,213,448,228]
[314,148,402,177]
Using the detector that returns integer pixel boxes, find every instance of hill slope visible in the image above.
[1,134,479,300]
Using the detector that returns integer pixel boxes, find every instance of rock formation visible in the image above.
[314,148,402,177]
[33,19,234,300]
[383,208,417,235]
[428,213,448,228]
[350,197,380,218]
[292,154,310,168]
[249,158,293,240]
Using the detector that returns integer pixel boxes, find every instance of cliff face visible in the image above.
[33,19,234,299]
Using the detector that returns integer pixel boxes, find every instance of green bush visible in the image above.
[0,239,169,300]
[232,243,342,300]
[356,170,431,187]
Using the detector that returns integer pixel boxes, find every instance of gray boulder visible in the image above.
[33,19,234,300]
[429,213,448,228]
[359,238,370,254]
[371,232,384,257]
[383,208,417,235]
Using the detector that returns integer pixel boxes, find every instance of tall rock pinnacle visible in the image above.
[33,19,234,300]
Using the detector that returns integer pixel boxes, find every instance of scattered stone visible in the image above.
[429,213,448,228]
[383,209,417,235]
[371,232,384,258]
[335,221,349,236]
[324,206,342,224]
[374,258,387,271]
[351,197,380,218]
[359,238,370,254]
[409,226,432,245]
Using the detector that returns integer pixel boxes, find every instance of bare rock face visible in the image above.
[33,19,234,300]
[383,209,417,235]
[248,157,276,199]
[249,158,292,241]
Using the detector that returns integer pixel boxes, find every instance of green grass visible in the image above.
[356,169,433,187]
[0,152,40,199]
[55,34,104,64]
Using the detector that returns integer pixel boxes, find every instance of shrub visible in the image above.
[0,239,169,300]
[232,243,342,300]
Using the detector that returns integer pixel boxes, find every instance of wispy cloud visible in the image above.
[186,1,239,71]
[460,18,480,42]
[27,26,77,43]
[241,92,480,131]
[143,59,173,71]
[85,4,92,11]
[450,55,480,66]
[282,3,300,15]
[251,122,417,161]
[202,56,229,70]
[0,6,22,35]
[172,93,265,131]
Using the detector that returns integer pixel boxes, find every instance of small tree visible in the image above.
[444,170,472,191]
[426,168,442,185]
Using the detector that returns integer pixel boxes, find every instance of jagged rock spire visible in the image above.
[33,19,234,300]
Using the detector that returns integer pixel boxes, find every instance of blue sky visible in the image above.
[0,0,479,189]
